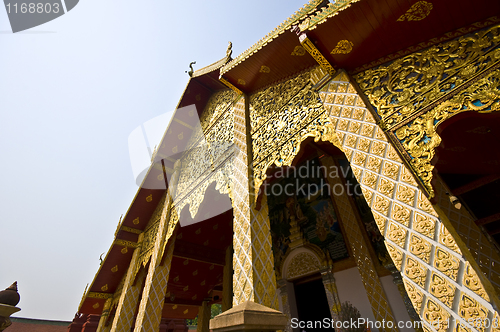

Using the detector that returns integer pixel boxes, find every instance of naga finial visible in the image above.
[226,41,232,58]
[185,61,196,77]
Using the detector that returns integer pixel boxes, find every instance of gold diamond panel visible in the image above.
[434,178,500,297]
[321,156,398,331]
[319,71,498,332]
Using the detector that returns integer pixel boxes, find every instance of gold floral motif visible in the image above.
[430,273,456,308]
[361,186,373,204]
[417,192,438,217]
[386,242,403,269]
[353,152,366,166]
[396,184,416,206]
[382,161,399,180]
[361,124,375,137]
[357,138,370,152]
[422,299,450,332]
[373,194,390,216]
[405,256,427,287]
[413,212,435,239]
[366,156,382,172]
[434,248,460,281]
[459,292,488,326]
[386,146,402,162]
[291,45,306,56]
[401,166,418,186]
[352,108,364,120]
[397,1,433,22]
[403,279,424,313]
[439,224,462,255]
[348,121,361,133]
[345,134,357,147]
[362,171,377,189]
[373,213,387,232]
[392,202,411,226]
[287,252,321,279]
[237,79,246,85]
[463,262,490,302]
[378,177,395,197]
[370,141,386,156]
[331,40,354,54]
[259,65,271,73]
[409,234,432,263]
[388,222,407,248]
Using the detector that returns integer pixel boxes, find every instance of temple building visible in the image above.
[67,0,500,332]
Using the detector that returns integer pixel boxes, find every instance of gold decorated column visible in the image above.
[221,246,233,312]
[230,96,279,309]
[321,156,399,332]
[197,301,211,332]
[110,240,144,332]
[95,297,112,332]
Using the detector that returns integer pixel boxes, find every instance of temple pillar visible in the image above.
[230,96,279,309]
[95,297,112,332]
[197,301,211,332]
[221,246,233,312]
[109,243,143,332]
[277,280,292,332]
[320,268,342,323]
[132,232,176,332]
[320,155,399,332]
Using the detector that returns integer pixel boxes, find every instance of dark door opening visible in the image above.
[294,276,331,331]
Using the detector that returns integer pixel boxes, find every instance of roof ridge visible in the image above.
[220,0,361,75]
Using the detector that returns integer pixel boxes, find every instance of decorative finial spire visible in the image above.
[185,61,196,77]
[226,41,232,59]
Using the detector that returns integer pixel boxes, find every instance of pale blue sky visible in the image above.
[0,0,309,321]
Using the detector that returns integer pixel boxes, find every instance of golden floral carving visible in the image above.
[405,256,427,287]
[357,138,370,152]
[388,222,407,248]
[287,252,321,279]
[345,134,357,147]
[417,192,438,217]
[382,161,399,180]
[430,273,456,308]
[291,45,306,56]
[463,262,490,302]
[413,212,435,239]
[386,242,403,269]
[366,156,382,172]
[373,213,387,232]
[348,121,361,133]
[386,146,402,162]
[373,194,390,216]
[370,141,386,156]
[422,299,450,332]
[434,248,459,281]
[410,234,432,263]
[378,177,395,197]
[401,166,418,186]
[396,184,416,206]
[361,124,375,137]
[352,108,364,120]
[361,187,373,204]
[439,224,462,255]
[403,280,423,313]
[331,40,354,54]
[392,202,411,226]
[259,65,271,73]
[362,171,377,189]
[397,1,433,22]
[459,292,488,325]
[353,152,366,166]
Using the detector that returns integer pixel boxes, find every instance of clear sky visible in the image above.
[0,0,309,321]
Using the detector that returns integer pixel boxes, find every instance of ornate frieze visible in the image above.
[354,24,500,198]
[249,68,342,197]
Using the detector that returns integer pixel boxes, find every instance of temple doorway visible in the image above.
[294,276,331,330]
